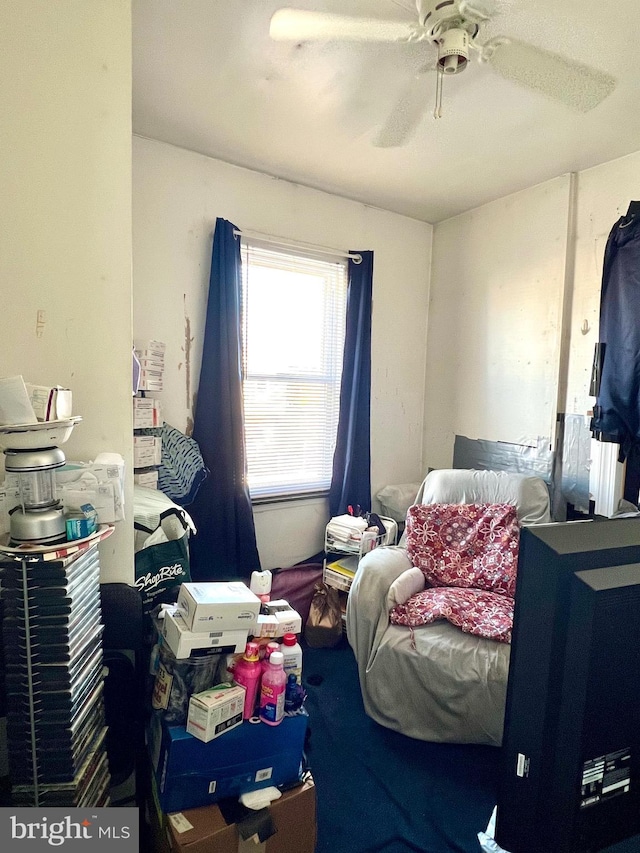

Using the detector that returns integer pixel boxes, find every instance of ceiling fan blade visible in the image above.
[269,9,423,44]
[373,72,431,148]
[480,37,616,113]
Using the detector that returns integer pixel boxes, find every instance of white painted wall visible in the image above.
[0,1,133,582]
[133,136,432,569]
[424,176,572,470]
[425,152,640,511]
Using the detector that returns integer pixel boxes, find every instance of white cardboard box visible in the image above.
[25,384,73,422]
[138,357,165,372]
[138,370,164,393]
[134,469,159,489]
[177,582,261,633]
[251,610,302,638]
[251,613,279,639]
[261,600,303,635]
[273,609,302,635]
[134,435,162,468]
[160,609,248,659]
[135,339,166,358]
[133,396,162,429]
[186,684,245,743]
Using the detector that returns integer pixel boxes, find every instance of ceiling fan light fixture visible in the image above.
[437,27,469,74]
[267,1,618,143]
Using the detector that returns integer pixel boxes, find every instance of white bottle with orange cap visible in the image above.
[281,632,303,685]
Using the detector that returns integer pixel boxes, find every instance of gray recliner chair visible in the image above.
[346,468,551,746]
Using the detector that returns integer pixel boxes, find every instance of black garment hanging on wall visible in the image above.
[591,204,640,501]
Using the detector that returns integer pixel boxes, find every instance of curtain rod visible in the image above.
[233,228,362,263]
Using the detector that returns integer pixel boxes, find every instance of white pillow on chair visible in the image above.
[388,567,425,607]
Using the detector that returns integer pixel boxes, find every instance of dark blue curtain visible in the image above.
[329,250,373,517]
[189,218,261,581]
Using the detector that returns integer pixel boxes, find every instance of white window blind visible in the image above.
[240,241,348,500]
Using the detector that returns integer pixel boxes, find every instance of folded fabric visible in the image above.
[148,422,208,507]
[326,514,369,547]
[405,503,520,598]
[327,514,368,534]
[390,586,515,643]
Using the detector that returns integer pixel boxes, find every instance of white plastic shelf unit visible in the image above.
[323,516,397,594]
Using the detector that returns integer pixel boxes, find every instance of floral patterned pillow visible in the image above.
[405,503,520,598]
[390,586,514,643]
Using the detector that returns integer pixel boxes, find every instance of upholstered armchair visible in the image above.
[346,469,551,746]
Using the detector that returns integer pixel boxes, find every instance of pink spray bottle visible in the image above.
[233,641,262,720]
[259,650,287,726]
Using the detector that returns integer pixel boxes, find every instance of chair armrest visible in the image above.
[346,546,412,668]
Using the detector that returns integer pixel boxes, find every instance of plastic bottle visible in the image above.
[260,642,281,677]
[254,641,280,714]
[259,650,287,726]
[233,641,262,720]
[250,569,272,603]
[284,673,304,713]
[281,632,303,685]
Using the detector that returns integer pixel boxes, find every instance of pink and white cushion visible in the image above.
[390,586,515,644]
[389,503,521,643]
[405,502,520,598]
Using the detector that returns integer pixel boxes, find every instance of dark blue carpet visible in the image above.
[302,637,500,853]
[302,639,640,853]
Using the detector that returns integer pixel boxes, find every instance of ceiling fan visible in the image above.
[269,1,617,147]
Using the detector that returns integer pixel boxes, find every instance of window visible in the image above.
[240,241,348,500]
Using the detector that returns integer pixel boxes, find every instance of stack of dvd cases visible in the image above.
[0,542,111,806]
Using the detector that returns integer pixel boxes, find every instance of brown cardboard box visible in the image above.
[152,776,316,853]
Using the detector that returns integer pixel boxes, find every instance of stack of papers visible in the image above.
[326,555,359,577]
[0,375,37,425]
[0,376,73,425]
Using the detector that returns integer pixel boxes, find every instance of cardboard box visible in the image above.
[134,435,162,468]
[149,709,309,813]
[139,370,164,392]
[186,684,245,743]
[65,503,98,540]
[258,602,302,636]
[134,468,159,489]
[139,356,166,372]
[272,609,302,636]
[133,396,162,429]
[25,383,73,421]
[250,611,302,639]
[160,609,248,659]
[150,774,316,853]
[177,583,261,633]
[135,339,166,359]
[251,614,279,639]
[139,383,164,394]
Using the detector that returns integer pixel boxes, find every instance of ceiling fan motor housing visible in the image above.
[437,27,469,74]
[416,0,482,34]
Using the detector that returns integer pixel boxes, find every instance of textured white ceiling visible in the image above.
[133,0,640,222]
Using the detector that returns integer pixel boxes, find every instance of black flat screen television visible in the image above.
[496,518,640,853]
